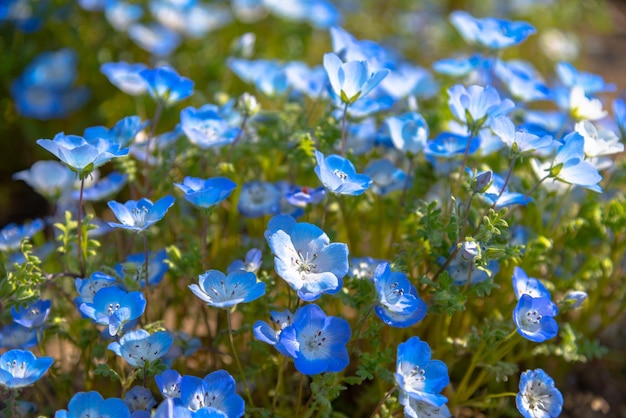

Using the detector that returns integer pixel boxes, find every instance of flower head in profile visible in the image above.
[55,391,130,418]
[108,330,173,368]
[395,337,450,408]
[175,177,236,209]
[447,84,514,132]
[0,349,53,389]
[13,160,75,201]
[373,263,427,328]
[265,214,349,301]
[189,269,265,309]
[139,66,193,106]
[314,150,371,196]
[516,369,563,418]
[449,11,536,49]
[179,370,244,417]
[155,369,182,399]
[252,309,294,347]
[274,304,351,375]
[490,115,554,155]
[546,132,603,192]
[400,393,451,418]
[227,248,262,274]
[0,219,45,252]
[108,195,175,232]
[386,112,429,155]
[323,52,389,104]
[37,132,129,177]
[100,61,149,96]
[79,286,146,336]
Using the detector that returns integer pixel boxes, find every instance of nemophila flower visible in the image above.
[379,62,437,100]
[373,263,427,328]
[314,150,371,196]
[514,294,558,342]
[175,177,236,209]
[237,181,281,217]
[84,116,149,148]
[285,185,327,209]
[556,62,615,95]
[100,62,149,96]
[105,1,143,31]
[189,269,265,308]
[124,386,157,413]
[0,219,44,252]
[55,391,131,418]
[179,370,244,417]
[575,120,624,158]
[338,94,394,118]
[151,1,233,38]
[180,105,240,149]
[323,52,389,104]
[116,249,169,288]
[228,58,289,97]
[274,304,351,375]
[0,349,53,389]
[478,172,531,209]
[516,369,563,418]
[227,248,262,274]
[493,59,551,102]
[153,399,192,418]
[441,249,500,286]
[162,331,201,366]
[512,267,552,300]
[265,214,349,301]
[400,393,451,418]
[424,132,479,159]
[568,86,607,121]
[0,323,37,349]
[11,299,51,328]
[449,11,536,49]
[285,62,328,98]
[108,195,175,232]
[433,54,486,78]
[253,309,294,346]
[447,84,514,131]
[155,369,182,399]
[613,98,626,135]
[330,26,390,71]
[364,159,409,196]
[563,290,588,309]
[349,256,388,280]
[386,112,429,154]
[545,132,603,192]
[129,22,182,56]
[395,336,450,408]
[108,329,173,367]
[140,67,193,106]
[262,0,340,28]
[13,160,75,200]
[490,115,554,155]
[37,132,129,176]
[79,286,146,336]
[74,271,119,307]
[130,126,184,166]
[73,171,127,202]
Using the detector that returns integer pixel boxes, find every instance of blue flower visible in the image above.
[252,309,294,346]
[379,62,437,100]
[556,61,615,95]
[179,370,244,417]
[323,52,389,104]
[449,11,536,49]
[433,54,486,78]
[175,177,237,209]
[265,214,349,301]
[11,299,51,328]
[180,105,240,149]
[274,304,351,375]
[129,23,182,57]
[447,84,514,131]
[108,329,173,367]
[478,172,531,209]
[386,112,429,154]
[55,391,131,418]
[399,393,451,418]
[364,159,409,196]
[575,120,624,158]
[37,132,129,176]
[153,399,192,418]
[0,349,53,389]
[395,337,449,408]
[124,386,157,413]
[116,249,169,288]
[84,116,149,148]
[0,219,45,252]
[140,67,193,106]
[548,132,603,192]
[13,160,75,200]
[74,271,120,307]
[285,186,327,208]
[513,294,558,342]
[237,181,281,218]
[227,248,263,274]
[440,248,500,286]
[493,59,551,102]
[108,195,175,232]
[516,369,563,418]
[512,267,552,300]
[189,269,265,309]
[424,132,479,159]
[314,150,371,196]
[613,98,626,136]
[490,115,554,155]
[373,263,427,328]
[79,286,146,336]
[74,171,128,202]
[100,61,149,96]
[105,1,143,31]
[0,323,37,349]
[349,256,388,280]
[228,58,289,97]
[155,369,182,399]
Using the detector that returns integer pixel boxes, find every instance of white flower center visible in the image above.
[293,250,318,274]
[131,206,149,227]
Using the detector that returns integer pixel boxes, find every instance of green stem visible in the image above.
[348,304,375,355]
[202,212,209,271]
[77,176,86,277]
[341,102,349,156]
[548,184,572,232]
[272,357,287,413]
[525,174,550,199]
[144,99,164,194]
[370,386,397,418]
[143,231,151,322]
[227,113,249,161]
[10,388,16,418]
[226,309,255,407]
